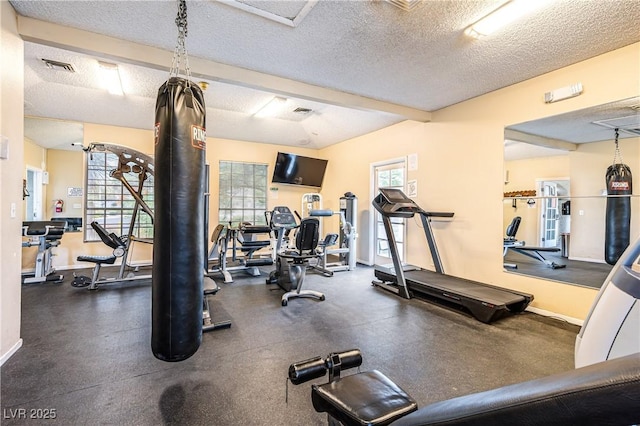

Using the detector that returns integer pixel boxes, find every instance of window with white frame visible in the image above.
[218,161,268,227]
[85,151,154,241]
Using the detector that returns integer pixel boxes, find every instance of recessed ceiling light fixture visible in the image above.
[98,61,124,96]
[254,96,287,118]
[465,0,550,39]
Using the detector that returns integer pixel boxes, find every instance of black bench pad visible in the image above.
[77,255,117,265]
[311,370,417,426]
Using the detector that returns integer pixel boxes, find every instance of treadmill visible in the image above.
[372,188,533,323]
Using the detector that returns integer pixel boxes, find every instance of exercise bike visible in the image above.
[266,207,325,306]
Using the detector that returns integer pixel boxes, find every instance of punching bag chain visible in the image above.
[612,128,623,165]
[170,0,191,83]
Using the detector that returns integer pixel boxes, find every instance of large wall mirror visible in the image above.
[23,116,85,227]
[503,97,639,289]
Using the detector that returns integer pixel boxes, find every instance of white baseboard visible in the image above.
[526,306,583,327]
[1,339,23,366]
[357,258,373,266]
[569,256,606,264]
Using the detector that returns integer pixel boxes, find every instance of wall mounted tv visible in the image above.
[272,152,328,188]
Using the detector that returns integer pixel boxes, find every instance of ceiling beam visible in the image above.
[17,15,431,122]
[504,129,578,151]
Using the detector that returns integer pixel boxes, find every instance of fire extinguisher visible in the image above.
[55,199,64,213]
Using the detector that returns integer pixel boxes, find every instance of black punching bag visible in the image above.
[152,77,207,361]
[605,163,632,265]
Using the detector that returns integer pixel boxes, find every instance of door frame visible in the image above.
[368,156,407,266]
[535,177,570,247]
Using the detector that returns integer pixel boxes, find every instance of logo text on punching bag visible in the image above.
[154,123,160,145]
[191,125,206,150]
[609,181,630,192]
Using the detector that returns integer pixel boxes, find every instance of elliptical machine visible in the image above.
[266,206,325,306]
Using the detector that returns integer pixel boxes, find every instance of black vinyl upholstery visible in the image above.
[312,370,418,426]
[390,353,640,426]
[504,216,521,241]
[91,221,125,250]
[294,217,320,254]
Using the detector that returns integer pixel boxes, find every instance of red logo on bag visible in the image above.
[191,125,206,150]
[610,181,630,192]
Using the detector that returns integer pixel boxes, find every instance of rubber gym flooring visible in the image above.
[504,250,613,289]
[2,265,579,425]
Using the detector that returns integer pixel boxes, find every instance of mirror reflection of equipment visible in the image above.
[21,221,66,284]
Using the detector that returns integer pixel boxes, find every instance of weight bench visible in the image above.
[21,221,66,284]
[503,216,565,269]
[289,350,640,426]
[73,221,127,290]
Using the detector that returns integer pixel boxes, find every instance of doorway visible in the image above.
[537,179,570,247]
[371,159,406,266]
[25,168,44,221]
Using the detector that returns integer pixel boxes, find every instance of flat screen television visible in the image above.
[272,152,328,188]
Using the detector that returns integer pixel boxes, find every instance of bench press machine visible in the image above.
[503,216,565,269]
[21,221,66,284]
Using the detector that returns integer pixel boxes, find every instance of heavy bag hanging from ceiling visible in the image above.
[152,0,206,361]
[604,129,632,265]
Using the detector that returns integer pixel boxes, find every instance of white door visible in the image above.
[373,161,406,266]
[540,183,558,247]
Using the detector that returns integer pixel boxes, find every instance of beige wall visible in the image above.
[47,149,84,221]
[1,1,25,363]
[23,137,46,173]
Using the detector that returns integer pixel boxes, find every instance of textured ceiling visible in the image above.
[10,0,640,151]
[505,97,640,161]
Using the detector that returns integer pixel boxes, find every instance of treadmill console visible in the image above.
[373,188,422,218]
[269,206,298,229]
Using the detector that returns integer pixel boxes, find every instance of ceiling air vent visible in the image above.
[293,107,313,115]
[592,114,640,136]
[384,0,422,11]
[41,58,76,73]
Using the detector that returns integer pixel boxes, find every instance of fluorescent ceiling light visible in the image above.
[254,96,287,118]
[465,0,550,39]
[98,61,124,96]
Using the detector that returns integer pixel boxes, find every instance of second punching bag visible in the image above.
[152,77,206,361]
[605,162,632,265]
